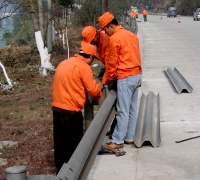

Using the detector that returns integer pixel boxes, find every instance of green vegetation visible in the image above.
[59,0,74,7]
[29,104,37,110]
[72,0,127,27]
[3,14,35,46]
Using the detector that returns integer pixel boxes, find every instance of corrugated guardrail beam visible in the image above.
[134,91,160,148]
[56,90,117,180]
[164,67,193,94]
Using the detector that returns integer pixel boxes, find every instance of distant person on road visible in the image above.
[51,43,103,174]
[142,9,148,22]
[132,11,137,19]
[98,12,142,149]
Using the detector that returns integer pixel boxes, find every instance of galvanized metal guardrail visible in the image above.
[56,90,117,180]
[4,90,116,180]
[164,67,193,93]
[119,15,138,35]
[134,91,161,148]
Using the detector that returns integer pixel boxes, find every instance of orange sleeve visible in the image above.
[102,37,119,81]
[82,66,102,98]
[102,27,142,81]
[97,32,110,64]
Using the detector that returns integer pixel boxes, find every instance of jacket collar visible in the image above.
[74,54,86,62]
[114,25,124,34]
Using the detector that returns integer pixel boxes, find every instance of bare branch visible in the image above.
[0,0,21,21]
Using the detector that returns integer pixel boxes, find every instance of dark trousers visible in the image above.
[143,15,147,22]
[53,110,83,174]
[107,79,117,135]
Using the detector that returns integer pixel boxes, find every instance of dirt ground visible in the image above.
[0,26,103,179]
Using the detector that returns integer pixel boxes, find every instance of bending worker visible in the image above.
[98,12,142,149]
[132,11,137,19]
[51,43,103,174]
[81,26,117,136]
[81,25,110,65]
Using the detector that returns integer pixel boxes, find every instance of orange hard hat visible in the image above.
[98,12,114,29]
[80,43,100,60]
[81,26,97,43]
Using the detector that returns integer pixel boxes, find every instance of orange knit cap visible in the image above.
[98,12,114,29]
[80,43,100,60]
[81,26,97,44]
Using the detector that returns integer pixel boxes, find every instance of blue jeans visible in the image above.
[112,74,142,144]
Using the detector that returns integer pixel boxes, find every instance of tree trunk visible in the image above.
[0,61,13,90]
[38,0,44,41]
[100,0,108,14]
[47,0,52,53]
[31,13,55,76]
[65,27,69,59]
[52,20,55,44]
[52,3,56,44]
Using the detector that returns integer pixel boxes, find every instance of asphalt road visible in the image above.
[87,15,200,180]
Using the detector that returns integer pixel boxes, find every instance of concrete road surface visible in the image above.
[87,15,200,180]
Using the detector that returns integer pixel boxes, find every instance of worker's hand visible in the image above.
[97,82,103,90]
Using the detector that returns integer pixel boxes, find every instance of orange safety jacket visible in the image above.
[102,26,142,85]
[142,10,148,15]
[132,11,137,17]
[52,54,102,111]
[97,31,110,64]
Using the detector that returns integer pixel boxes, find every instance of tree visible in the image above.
[59,0,74,7]
[31,12,55,76]
[0,0,20,21]
[100,0,108,14]
[0,61,13,91]
[72,0,128,28]
[56,0,75,58]
[0,0,22,90]
[3,13,35,45]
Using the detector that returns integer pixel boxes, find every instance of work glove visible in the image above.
[108,78,117,92]
[97,68,105,81]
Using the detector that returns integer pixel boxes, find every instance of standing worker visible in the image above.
[98,12,142,149]
[51,43,103,174]
[132,11,137,19]
[142,8,148,22]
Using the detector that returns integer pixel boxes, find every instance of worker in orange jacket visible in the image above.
[98,12,142,149]
[81,26,110,65]
[81,25,117,136]
[132,11,137,19]
[52,43,102,174]
[142,9,148,22]
[81,26,110,81]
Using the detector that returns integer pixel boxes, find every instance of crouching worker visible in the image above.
[51,43,103,174]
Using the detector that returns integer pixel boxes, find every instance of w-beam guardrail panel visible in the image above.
[56,90,117,180]
[164,67,193,94]
[134,91,160,148]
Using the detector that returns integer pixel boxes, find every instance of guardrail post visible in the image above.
[5,166,27,180]
[84,86,109,131]
[84,93,94,131]
[131,17,138,35]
